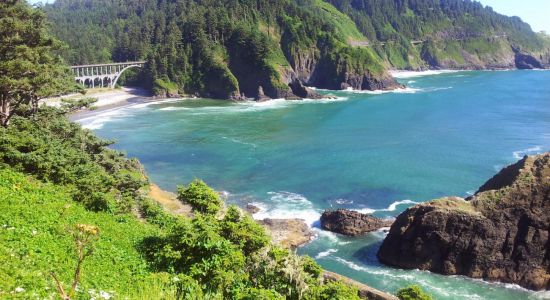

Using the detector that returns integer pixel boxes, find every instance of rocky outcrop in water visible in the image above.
[378,152,550,290]
[321,209,393,236]
[258,218,314,249]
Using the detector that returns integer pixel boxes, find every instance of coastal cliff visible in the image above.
[378,153,550,290]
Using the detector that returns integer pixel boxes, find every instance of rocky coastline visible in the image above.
[320,209,393,236]
[378,153,550,291]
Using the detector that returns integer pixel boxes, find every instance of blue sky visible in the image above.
[28,0,550,33]
[478,0,550,33]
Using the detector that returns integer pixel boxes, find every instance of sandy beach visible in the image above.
[42,87,157,121]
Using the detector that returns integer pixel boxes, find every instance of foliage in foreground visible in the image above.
[0,165,361,299]
[0,105,362,299]
[0,0,79,126]
[397,285,433,300]
[0,108,148,213]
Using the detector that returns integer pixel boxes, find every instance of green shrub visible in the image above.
[221,206,270,255]
[0,168,161,298]
[177,179,223,214]
[397,285,433,300]
[313,281,361,300]
[0,108,148,213]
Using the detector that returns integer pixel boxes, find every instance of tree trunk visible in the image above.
[0,92,10,127]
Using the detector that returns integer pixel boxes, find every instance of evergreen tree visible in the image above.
[0,0,78,127]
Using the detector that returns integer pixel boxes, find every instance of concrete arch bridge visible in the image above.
[71,61,145,89]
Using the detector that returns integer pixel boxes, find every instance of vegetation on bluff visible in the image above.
[42,0,390,98]
[0,0,79,126]
[326,0,550,69]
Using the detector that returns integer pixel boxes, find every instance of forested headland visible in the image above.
[41,0,550,99]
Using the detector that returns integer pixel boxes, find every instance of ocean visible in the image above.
[79,70,550,299]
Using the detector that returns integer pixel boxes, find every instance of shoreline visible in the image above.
[63,68,546,121]
[68,87,158,121]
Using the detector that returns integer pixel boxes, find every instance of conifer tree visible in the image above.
[0,0,78,127]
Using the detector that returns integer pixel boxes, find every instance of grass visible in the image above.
[311,0,367,43]
[428,197,479,214]
[0,168,165,299]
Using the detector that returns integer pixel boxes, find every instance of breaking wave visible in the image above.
[390,70,461,78]
[251,191,321,226]
[353,199,418,214]
[512,146,543,159]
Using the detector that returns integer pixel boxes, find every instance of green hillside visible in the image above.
[325,0,550,69]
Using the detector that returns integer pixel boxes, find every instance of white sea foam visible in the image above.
[158,106,191,111]
[131,98,187,109]
[252,191,321,226]
[315,249,338,259]
[333,257,416,280]
[354,199,418,214]
[313,229,352,245]
[79,108,133,130]
[390,70,461,78]
[77,98,188,129]
[334,199,353,205]
[512,146,543,159]
[221,136,257,148]
[341,87,422,94]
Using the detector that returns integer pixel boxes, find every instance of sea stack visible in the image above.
[378,153,550,290]
[320,209,393,236]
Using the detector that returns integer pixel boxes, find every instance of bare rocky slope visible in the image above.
[378,152,550,290]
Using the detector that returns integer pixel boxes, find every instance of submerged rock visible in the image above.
[245,203,260,214]
[320,209,393,236]
[378,152,550,290]
[258,218,314,249]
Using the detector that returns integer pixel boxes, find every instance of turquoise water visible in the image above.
[81,70,550,299]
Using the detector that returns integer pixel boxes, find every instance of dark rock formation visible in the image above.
[245,203,261,214]
[361,71,405,91]
[284,48,404,95]
[515,52,544,69]
[320,209,393,236]
[255,86,271,102]
[288,79,323,99]
[378,153,550,290]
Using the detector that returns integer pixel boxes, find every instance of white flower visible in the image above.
[14,287,25,293]
[31,230,38,236]
[99,291,112,299]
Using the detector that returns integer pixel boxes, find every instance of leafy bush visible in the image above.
[0,108,148,213]
[397,285,433,300]
[221,206,270,255]
[314,281,361,300]
[177,179,223,214]
[0,168,161,298]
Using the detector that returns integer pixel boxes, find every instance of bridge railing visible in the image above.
[71,61,145,89]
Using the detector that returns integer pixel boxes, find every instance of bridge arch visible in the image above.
[71,61,145,89]
[111,64,142,88]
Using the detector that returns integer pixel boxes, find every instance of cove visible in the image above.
[80,70,550,299]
